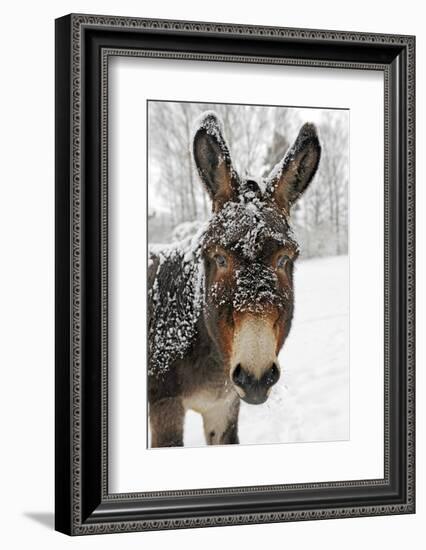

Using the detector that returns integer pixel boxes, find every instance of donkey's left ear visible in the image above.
[267,123,321,214]
[193,112,238,212]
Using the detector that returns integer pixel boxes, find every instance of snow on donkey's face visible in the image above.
[200,196,297,405]
[193,111,321,405]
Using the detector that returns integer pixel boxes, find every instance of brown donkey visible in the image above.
[148,112,321,447]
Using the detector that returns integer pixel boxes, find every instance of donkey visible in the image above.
[148,111,321,447]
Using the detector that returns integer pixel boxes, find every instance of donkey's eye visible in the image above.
[214,254,228,268]
[277,255,290,269]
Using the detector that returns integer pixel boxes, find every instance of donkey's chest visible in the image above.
[182,383,235,415]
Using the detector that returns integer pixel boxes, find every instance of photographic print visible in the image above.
[147,101,349,448]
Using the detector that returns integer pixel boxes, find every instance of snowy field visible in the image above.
[183,254,350,447]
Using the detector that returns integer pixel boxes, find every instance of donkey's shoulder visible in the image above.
[148,242,204,377]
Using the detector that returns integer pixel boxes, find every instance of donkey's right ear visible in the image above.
[193,112,238,212]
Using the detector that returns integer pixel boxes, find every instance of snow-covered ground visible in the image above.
[184,254,349,447]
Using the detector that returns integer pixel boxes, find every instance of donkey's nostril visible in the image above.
[264,363,280,387]
[232,363,279,404]
[232,363,244,386]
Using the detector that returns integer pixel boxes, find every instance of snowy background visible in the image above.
[148,101,349,446]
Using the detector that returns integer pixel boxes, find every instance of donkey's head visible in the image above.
[193,112,321,404]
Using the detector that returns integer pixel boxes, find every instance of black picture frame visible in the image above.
[55,13,415,536]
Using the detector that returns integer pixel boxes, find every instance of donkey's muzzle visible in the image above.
[232,363,280,405]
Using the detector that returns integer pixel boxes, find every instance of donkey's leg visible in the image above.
[202,397,240,445]
[150,398,185,447]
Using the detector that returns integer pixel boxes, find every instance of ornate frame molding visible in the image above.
[55,14,415,535]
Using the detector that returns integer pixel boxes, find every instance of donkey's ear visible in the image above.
[193,112,238,212]
[267,123,321,214]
